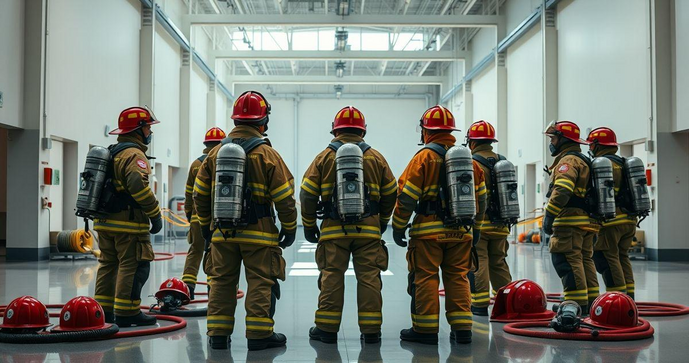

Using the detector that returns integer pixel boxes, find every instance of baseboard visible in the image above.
[646,248,689,262]
[6,247,50,261]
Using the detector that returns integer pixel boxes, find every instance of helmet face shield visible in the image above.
[543,120,558,135]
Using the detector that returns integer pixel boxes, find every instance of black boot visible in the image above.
[104,312,115,324]
[115,312,157,328]
[471,306,489,316]
[208,336,230,350]
[186,283,195,300]
[581,304,590,317]
[450,330,472,344]
[247,332,287,351]
[309,326,337,344]
[400,328,438,345]
[360,331,381,344]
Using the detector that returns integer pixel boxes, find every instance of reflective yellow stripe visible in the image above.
[381,179,397,195]
[402,182,422,200]
[211,230,279,246]
[546,203,562,215]
[554,179,575,192]
[320,183,335,196]
[271,182,293,202]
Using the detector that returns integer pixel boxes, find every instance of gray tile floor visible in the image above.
[1,229,688,362]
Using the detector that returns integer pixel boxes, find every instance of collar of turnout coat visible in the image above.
[471,143,494,154]
[593,145,619,158]
[116,134,148,153]
[549,143,582,171]
[228,125,272,146]
[331,133,364,145]
[425,132,457,147]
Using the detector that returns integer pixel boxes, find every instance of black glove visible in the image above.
[393,228,408,248]
[542,212,555,236]
[149,216,163,234]
[278,229,296,249]
[472,230,481,246]
[201,225,212,242]
[380,222,388,235]
[304,227,320,244]
[186,213,192,223]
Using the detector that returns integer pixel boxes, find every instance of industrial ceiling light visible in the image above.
[335,61,346,78]
[336,0,351,16]
[335,28,348,52]
[334,85,343,99]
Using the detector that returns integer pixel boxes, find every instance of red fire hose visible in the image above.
[546,293,689,317]
[503,318,654,341]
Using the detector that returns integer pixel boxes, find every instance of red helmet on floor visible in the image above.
[204,127,226,143]
[544,120,588,144]
[109,107,160,135]
[155,278,191,306]
[587,127,618,146]
[52,296,112,332]
[0,296,51,330]
[332,106,366,132]
[584,292,638,329]
[420,105,459,131]
[231,91,270,123]
[491,280,556,322]
[467,120,498,142]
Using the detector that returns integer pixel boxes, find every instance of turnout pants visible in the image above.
[593,224,636,299]
[206,242,286,339]
[95,231,154,317]
[407,239,472,334]
[469,234,512,307]
[315,238,388,334]
[182,221,204,288]
[550,226,599,308]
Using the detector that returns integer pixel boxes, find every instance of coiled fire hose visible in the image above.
[503,318,655,341]
[56,230,94,253]
[546,293,689,317]
[0,306,186,344]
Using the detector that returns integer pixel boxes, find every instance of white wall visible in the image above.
[0,0,24,128]
[557,0,650,143]
[153,26,182,168]
[675,0,689,132]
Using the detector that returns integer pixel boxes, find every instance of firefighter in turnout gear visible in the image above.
[393,105,487,345]
[543,121,600,311]
[182,127,226,299]
[300,106,397,344]
[94,107,161,327]
[465,120,513,316]
[194,91,297,351]
[587,127,637,299]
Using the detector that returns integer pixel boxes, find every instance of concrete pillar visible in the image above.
[207,79,217,129]
[540,8,558,207]
[6,0,50,260]
[496,52,507,155]
[463,80,474,130]
[179,50,192,167]
[646,0,689,261]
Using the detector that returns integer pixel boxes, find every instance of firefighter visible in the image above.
[543,121,600,311]
[94,107,162,327]
[587,128,637,299]
[393,105,487,345]
[194,91,297,351]
[300,106,397,344]
[182,127,226,299]
[465,120,513,316]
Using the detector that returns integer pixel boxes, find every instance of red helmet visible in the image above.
[109,107,160,135]
[52,296,112,332]
[204,127,226,143]
[467,120,498,142]
[231,91,270,123]
[0,296,52,330]
[332,106,366,132]
[491,279,556,322]
[587,127,618,146]
[420,105,458,131]
[155,278,191,306]
[584,292,638,329]
[544,120,588,144]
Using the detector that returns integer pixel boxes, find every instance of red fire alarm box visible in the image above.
[44,168,53,185]
[645,169,652,186]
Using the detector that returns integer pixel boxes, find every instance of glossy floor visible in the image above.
[1,230,687,362]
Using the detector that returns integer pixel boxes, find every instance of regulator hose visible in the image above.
[546,293,689,317]
[503,318,654,341]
